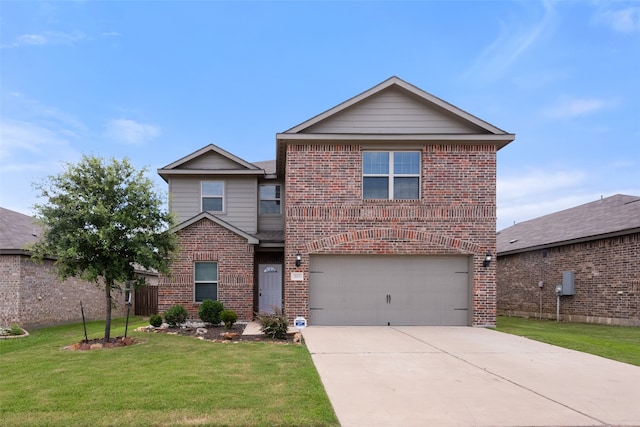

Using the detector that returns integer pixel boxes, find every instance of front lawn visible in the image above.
[0,317,338,427]
[497,316,640,366]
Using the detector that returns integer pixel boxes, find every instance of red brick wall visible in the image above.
[158,218,255,321]
[497,232,640,326]
[284,143,498,326]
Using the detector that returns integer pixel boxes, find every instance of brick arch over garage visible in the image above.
[306,227,481,255]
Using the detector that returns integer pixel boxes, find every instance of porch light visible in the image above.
[295,252,302,267]
[483,251,492,268]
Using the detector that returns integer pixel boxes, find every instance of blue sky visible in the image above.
[1,0,639,231]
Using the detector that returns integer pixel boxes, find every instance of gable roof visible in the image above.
[282,76,512,136]
[158,144,266,182]
[0,207,41,254]
[276,76,515,175]
[497,194,640,256]
[173,211,259,244]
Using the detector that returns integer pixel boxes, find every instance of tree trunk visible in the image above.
[104,280,112,342]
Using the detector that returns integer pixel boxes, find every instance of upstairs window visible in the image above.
[363,151,420,200]
[259,184,281,214]
[194,262,218,302]
[202,181,224,212]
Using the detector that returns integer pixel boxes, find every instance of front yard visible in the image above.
[0,317,338,427]
[497,316,640,366]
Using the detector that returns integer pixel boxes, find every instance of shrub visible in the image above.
[198,300,224,325]
[164,305,188,327]
[149,314,163,327]
[220,310,238,329]
[10,324,24,336]
[256,308,289,339]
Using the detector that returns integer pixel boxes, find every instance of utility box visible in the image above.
[561,271,575,296]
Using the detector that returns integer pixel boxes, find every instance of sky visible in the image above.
[1,0,639,231]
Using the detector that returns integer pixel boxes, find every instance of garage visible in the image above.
[309,255,471,326]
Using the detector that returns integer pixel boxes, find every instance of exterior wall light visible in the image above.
[483,251,492,268]
[295,252,302,267]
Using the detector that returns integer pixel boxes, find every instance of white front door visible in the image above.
[258,264,282,314]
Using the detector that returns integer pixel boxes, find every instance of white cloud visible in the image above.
[498,169,587,203]
[593,6,640,33]
[462,1,556,82]
[497,168,590,229]
[4,30,87,48]
[0,120,79,172]
[0,118,80,213]
[104,119,160,145]
[541,96,611,119]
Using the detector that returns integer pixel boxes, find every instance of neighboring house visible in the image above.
[158,76,515,327]
[0,207,152,328]
[497,194,640,326]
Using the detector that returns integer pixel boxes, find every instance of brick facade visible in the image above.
[497,232,640,326]
[158,218,255,321]
[0,255,127,329]
[284,143,499,327]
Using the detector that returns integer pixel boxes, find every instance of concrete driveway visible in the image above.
[302,326,640,427]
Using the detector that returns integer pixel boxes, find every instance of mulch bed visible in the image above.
[144,323,298,344]
[65,323,299,351]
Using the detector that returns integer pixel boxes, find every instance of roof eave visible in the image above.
[276,132,514,144]
[158,169,266,178]
[497,227,640,256]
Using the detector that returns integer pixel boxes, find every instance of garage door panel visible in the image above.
[309,255,471,326]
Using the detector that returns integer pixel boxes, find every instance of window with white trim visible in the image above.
[363,151,420,200]
[194,262,218,302]
[202,181,224,212]
[259,184,281,214]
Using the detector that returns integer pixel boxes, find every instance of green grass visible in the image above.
[0,317,338,427]
[497,316,640,366]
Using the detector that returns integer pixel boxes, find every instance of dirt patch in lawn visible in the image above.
[66,336,135,350]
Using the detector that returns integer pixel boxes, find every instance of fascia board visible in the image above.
[276,133,515,149]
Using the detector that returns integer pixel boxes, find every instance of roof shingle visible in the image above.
[0,207,41,253]
[497,194,640,255]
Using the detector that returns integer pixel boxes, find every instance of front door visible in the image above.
[258,264,282,314]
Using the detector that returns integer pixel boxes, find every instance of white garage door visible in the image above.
[309,255,471,326]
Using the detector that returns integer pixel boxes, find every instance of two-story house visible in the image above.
[157,76,515,327]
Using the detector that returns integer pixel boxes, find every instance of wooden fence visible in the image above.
[134,286,158,316]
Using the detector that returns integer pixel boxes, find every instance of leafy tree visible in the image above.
[31,155,177,342]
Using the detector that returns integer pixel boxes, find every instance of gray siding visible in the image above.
[305,88,483,134]
[257,180,285,232]
[180,152,245,170]
[169,176,257,233]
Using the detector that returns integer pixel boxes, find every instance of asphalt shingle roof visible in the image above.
[252,160,276,175]
[0,207,41,253]
[497,194,640,255]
